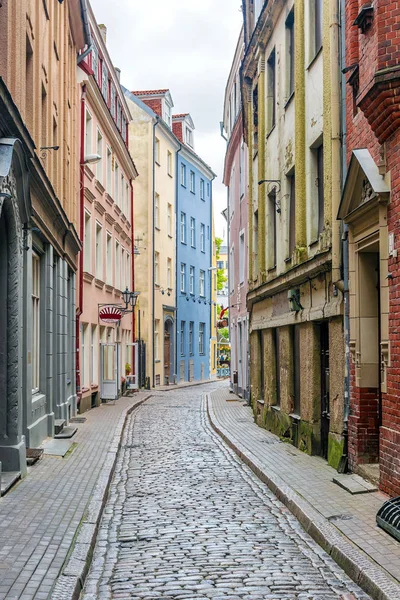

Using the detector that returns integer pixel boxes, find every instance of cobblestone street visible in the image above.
[82,384,371,600]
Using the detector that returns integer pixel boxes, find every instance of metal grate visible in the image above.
[376,496,400,542]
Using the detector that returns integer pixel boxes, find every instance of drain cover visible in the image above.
[376,496,400,542]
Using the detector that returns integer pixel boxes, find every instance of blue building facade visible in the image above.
[174,115,214,382]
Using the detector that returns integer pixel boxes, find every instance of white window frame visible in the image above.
[239,230,245,284]
[154,319,160,360]
[180,321,185,355]
[189,321,194,355]
[106,146,112,195]
[106,231,112,285]
[189,265,195,294]
[190,217,195,247]
[180,163,186,186]
[199,322,205,354]
[200,178,205,200]
[85,108,92,157]
[190,170,195,193]
[180,263,186,292]
[95,221,103,280]
[114,161,119,206]
[199,269,205,296]
[84,210,91,273]
[167,150,172,176]
[155,193,160,229]
[155,138,160,164]
[167,257,172,288]
[96,128,103,183]
[167,203,172,236]
[154,251,160,285]
[115,241,120,290]
[180,212,186,243]
[32,252,41,393]
[200,223,205,252]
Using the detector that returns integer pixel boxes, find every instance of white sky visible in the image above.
[90,0,243,241]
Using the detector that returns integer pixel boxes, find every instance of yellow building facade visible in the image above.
[242,0,344,467]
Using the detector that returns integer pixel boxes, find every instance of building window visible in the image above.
[286,10,295,99]
[115,241,120,290]
[155,251,160,285]
[253,209,259,273]
[252,84,258,153]
[199,269,205,296]
[181,163,186,186]
[106,232,112,284]
[167,150,172,176]
[230,247,235,293]
[217,260,224,270]
[167,257,172,288]
[189,265,195,294]
[289,172,296,257]
[95,222,103,280]
[85,109,92,156]
[314,0,323,56]
[268,191,277,269]
[121,247,125,290]
[273,328,281,407]
[267,49,276,133]
[180,212,186,243]
[32,252,40,393]
[81,323,87,388]
[190,217,196,247]
[84,211,91,273]
[121,174,125,214]
[114,162,119,206]
[155,193,160,229]
[200,223,205,252]
[180,263,186,292]
[291,325,301,415]
[240,142,245,198]
[167,203,172,236]
[186,127,193,147]
[200,179,205,200]
[317,144,324,235]
[199,322,205,355]
[189,321,194,354]
[96,129,103,183]
[239,232,245,284]
[190,171,195,193]
[164,102,172,127]
[126,253,130,289]
[125,182,130,217]
[91,325,97,384]
[154,319,160,360]
[155,137,160,164]
[106,147,112,195]
[180,321,185,355]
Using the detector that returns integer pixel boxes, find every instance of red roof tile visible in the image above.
[173,113,189,119]
[131,89,169,96]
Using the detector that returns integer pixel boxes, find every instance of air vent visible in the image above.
[376,496,400,542]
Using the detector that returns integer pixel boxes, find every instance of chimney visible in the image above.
[98,24,107,44]
[115,68,121,82]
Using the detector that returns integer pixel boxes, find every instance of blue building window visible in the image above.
[200,179,205,200]
[180,212,187,243]
[199,269,205,296]
[200,223,205,252]
[190,171,195,193]
[199,322,205,355]
[189,321,194,355]
[180,321,185,355]
[181,163,186,187]
[190,217,196,247]
[189,266,195,294]
[180,263,186,292]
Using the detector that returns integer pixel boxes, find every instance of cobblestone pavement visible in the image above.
[82,384,371,600]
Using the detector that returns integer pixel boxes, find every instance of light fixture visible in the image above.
[83,153,101,165]
[122,287,139,309]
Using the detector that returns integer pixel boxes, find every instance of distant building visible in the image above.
[173,114,215,383]
[124,88,179,387]
[222,28,250,398]
[216,244,229,309]
[77,14,138,411]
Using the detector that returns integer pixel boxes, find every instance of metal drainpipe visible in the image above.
[340,0,351,435]
[77,0,92,64]
[152,117,158,388]
[76,83,86,406]
[175,142,182,384]
[130,179,135,343]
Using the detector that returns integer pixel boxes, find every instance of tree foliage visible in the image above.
[215,237,227,292]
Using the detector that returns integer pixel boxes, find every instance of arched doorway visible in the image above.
[164,318,174,385]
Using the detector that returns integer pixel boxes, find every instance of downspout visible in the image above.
[209,174,216,380]
[175,142,182,385]
[340,0,351,443]
[76,83,86,405]
[130,179,135,343]
[152,117,158,387]
[77,0,93,65]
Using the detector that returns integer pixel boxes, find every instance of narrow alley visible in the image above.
[81,384,370,600]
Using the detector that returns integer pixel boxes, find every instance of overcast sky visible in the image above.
[90,0,243,241]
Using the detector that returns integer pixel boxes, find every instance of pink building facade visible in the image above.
[223,30,250,399]
[77,14,138,412]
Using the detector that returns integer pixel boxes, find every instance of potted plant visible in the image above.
[125,363,131,376]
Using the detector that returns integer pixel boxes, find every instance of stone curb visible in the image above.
[206,393,400,600]
[50,394,152,600]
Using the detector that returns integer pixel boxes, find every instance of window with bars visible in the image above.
[32,252,40,393]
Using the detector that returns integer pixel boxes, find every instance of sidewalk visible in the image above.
[156,377,223,392]
[208,386,400,600]
[0,392,150,600]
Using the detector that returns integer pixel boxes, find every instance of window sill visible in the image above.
[307,46,323,70]
[168,173,173,178]
[181,184,186,188]
[181,241,187,245]
[284,256,292,264]
[271,404,281,412]
[168,234,173,238]
[200,197,205,202]
[155,160,161,167]
[289,412,301,421]
[155,226,161,231]
[190,190,195,195]
[267,266,277,274]
[284,91,295,110]
[155,359,161,363]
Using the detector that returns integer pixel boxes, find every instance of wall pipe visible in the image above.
[130,179,135,343]
[174,142,182,385]
[75,83,87,405]
[151,117,158,387]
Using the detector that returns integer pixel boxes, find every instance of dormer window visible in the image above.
[163,100,172,128]
[186,127,193,147]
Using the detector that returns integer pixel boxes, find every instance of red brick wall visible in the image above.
[172,121,183,143]
[346,0,400,496]
[140,97,162,117]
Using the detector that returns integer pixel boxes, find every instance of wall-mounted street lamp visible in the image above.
[122,287,140,311]
[83,153,101,165]
[40,145,60,160]
[258,179,282,213]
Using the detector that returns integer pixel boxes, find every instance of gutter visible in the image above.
[130,179,135,343]
[77,0,93,65]
[76,84,86,405]
[152,117,158,387]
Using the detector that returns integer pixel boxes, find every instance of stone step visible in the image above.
[54,419,66,435]
[54,426,77,440]
[0,471,21,496]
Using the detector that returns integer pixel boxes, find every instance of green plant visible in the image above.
[125,363,131,375]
